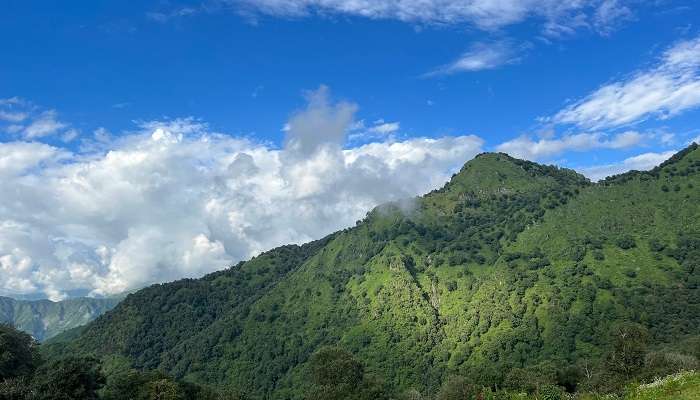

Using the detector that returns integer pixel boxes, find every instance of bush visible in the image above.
[648,239,666,252]
[538,384,563,400]
[616,235,637,250]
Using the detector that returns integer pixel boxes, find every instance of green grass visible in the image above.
[626,371,700,400]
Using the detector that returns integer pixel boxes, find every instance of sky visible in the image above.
[1,0,700,300]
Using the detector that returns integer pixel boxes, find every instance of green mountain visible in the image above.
[46,144,700,398]
[0,296,120,341]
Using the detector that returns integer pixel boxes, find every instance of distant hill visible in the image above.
[0,296,120,341]
[46,144,700,399]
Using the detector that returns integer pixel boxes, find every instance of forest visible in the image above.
[2,144,699,399]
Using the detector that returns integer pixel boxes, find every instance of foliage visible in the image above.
[435,376,480,400]
[30,357,105,400]
[0,325,39,380]
[306,347,391,400]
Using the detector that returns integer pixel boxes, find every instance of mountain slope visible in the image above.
[0,296,120,341]
[47,144,700,398]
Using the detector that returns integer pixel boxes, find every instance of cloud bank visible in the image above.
[0,88,483,300]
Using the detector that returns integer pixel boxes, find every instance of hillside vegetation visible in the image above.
[36,144,700,399]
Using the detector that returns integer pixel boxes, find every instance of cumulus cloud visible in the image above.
[496,130,646,160]
[230,0,635,33]
[427,40,525,75]
[551,35,700,129]
[577,150,677,181]
[0,88,483,300]
[284,85,357,155]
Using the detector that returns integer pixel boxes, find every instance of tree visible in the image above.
[0,325,39,380]
[306,347,393,400]
[310,347,364,389]
[615,235,636,250]
[307,347,363,400]
[30,357,105,400]
[146,379,186,400]
[0,376,32,400]
[504,362,558,394]
[101,369,150,400]
[605,323,649,378]
[436,376,479,400]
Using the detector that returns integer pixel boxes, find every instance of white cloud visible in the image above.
[23,110,67,139]
[593,0,632,35]
[0,99,75,140]
[0,110,28,123]
[428,40,524,75]
[147,7,198,23]
[0,88,483,300]
[284,85,357,155]
[369,121,400,135]
[577,150,677,181]
[496,130,645,160]
[62,129,80,142]
[552,35,700,129]
[0,142,67,178]
[347,119,401,143]
[232,0,635,33]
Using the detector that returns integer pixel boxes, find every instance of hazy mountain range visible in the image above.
[0,296,120,341]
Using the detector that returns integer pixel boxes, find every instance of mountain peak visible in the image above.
[442,151,590,196]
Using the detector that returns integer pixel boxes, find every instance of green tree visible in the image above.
[436,376,479,400]
[101,369,149,400]
[605,323,649,378]
[0,325,39,380]
[146,379,186,400]
[31,357,105,400]
[0,376,32,400]
[306,347,392,400]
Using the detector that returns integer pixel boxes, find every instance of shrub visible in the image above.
[538,384,563,400]
[616,235,636,250]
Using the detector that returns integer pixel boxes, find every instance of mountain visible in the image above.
[0,296,121,341]
[45,144,700,398]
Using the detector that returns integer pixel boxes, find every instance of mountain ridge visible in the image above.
[0,295,121,341]
[45,145,700,399]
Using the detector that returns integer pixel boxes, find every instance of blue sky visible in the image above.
[1,1,700,299]
[2,1,698,161]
